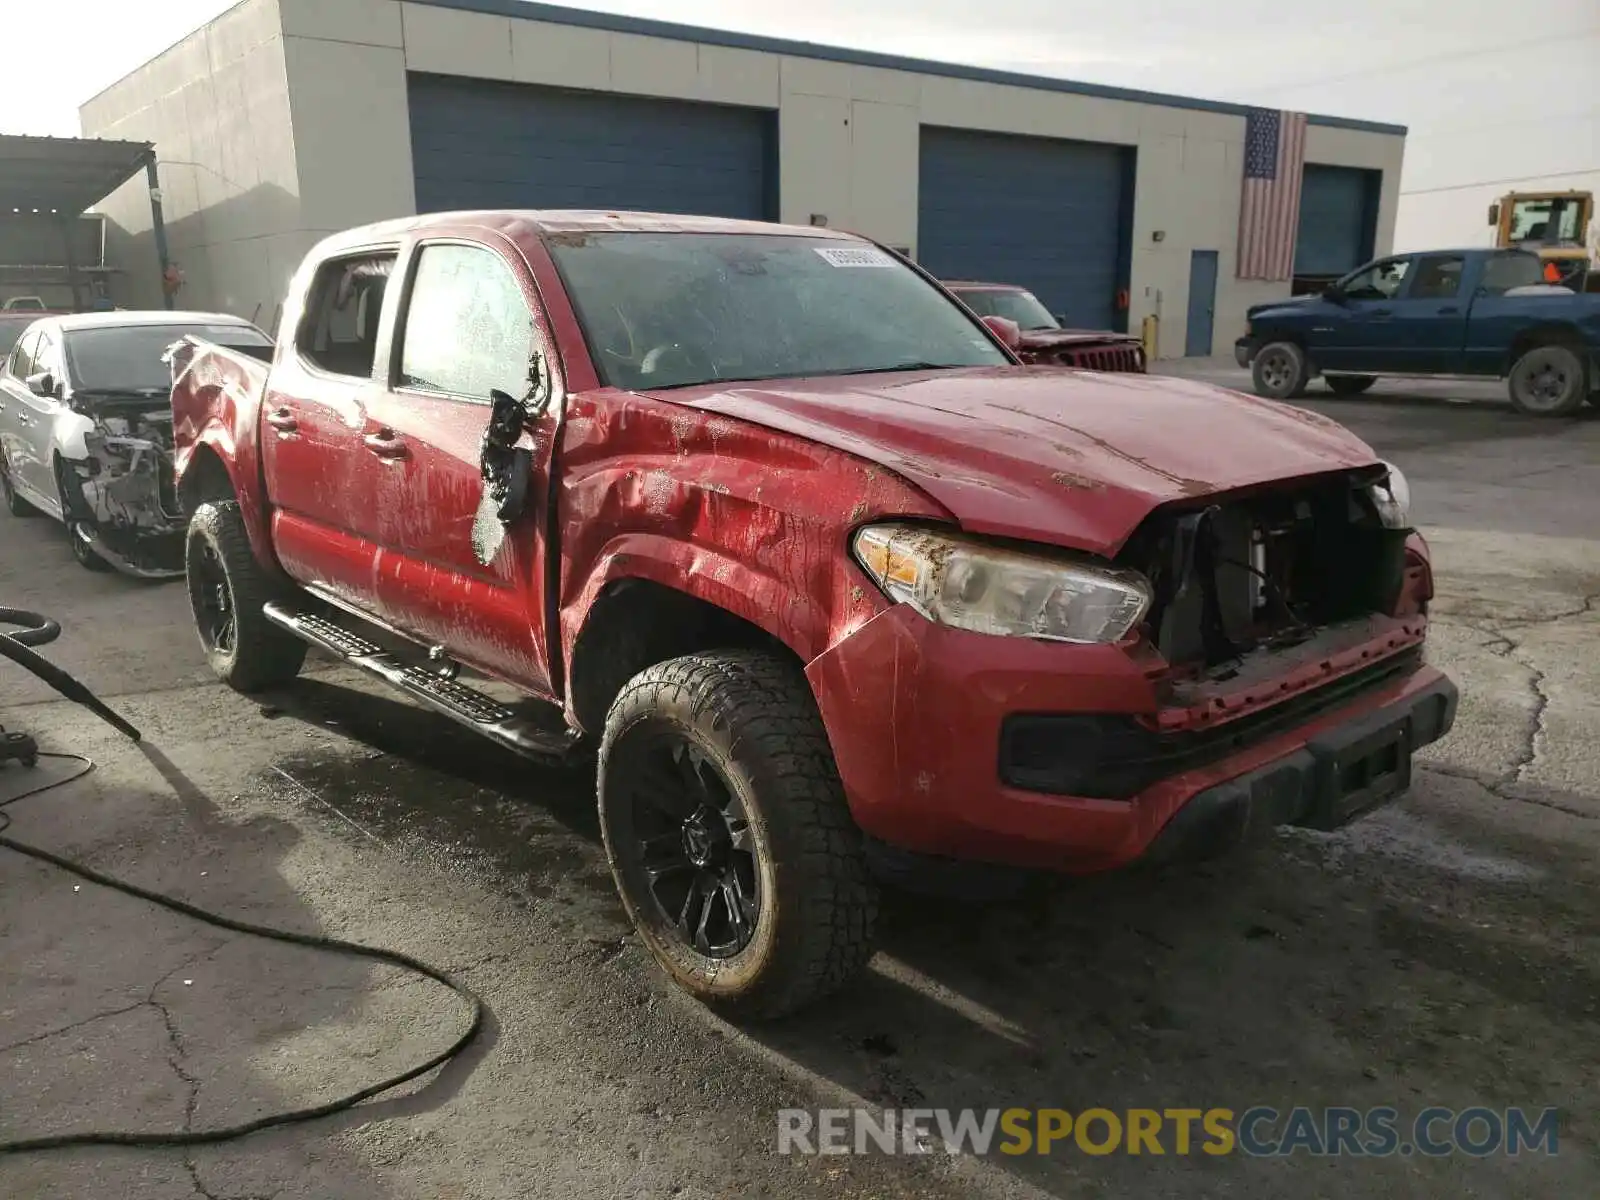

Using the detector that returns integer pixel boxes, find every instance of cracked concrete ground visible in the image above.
[2,382,1599,1198]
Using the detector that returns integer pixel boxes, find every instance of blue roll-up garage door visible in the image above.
[918,127,1131,331]
[1293,164,1378,278]
[407,74,776,220]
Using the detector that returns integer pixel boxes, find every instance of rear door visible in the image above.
[1387,253,1470,372]
[261,248,400,611]
[0,329,43,504]
[362,235,559,695]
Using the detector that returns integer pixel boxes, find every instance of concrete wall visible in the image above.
[79,0,313,323]
[82,0,1406,357]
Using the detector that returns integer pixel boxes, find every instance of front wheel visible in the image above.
[1508,344,1588,416]
[598,650,879,1019]
[185,501,306,692]
[54,463,110,572]
[1251,341,1311,399]
[1326,374,1377,396]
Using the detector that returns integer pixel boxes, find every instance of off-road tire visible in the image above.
[185,500,306,692]
[1251,340,1311,400]
[599,649,878,1019]
[1,454,37,517]
[1326,374,1377,396]
[1508,344,1588,416]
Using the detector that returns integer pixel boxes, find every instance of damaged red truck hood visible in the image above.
[655,367,1380,556]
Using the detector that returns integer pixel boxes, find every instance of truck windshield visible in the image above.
[65,323,273,393]
[547,232,1010,390]
[952,287,1060,331]
[1507,197,1583,244]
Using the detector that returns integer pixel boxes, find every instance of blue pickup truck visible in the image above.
[1235,247,1600,416]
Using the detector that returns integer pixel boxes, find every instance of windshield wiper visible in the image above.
[843,361,970,376]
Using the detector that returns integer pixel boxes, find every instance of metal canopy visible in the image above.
[0,134,153,215]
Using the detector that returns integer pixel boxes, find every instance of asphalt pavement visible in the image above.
[2,367,1598,1199]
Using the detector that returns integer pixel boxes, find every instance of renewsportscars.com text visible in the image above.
[777,1106,1560,1158]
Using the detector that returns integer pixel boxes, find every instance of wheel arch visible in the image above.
[1505,321,1590,373]
[567,576,804,737]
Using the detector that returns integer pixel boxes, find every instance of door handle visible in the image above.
[363,429,408,460]
[1370,307,1393,318]
[1438,305,1460,314]
[265,407,299,433]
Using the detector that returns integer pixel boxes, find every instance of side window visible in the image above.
[34,333,60,378]
[8,331,38,378]
[398,244,535,400]
[1407,255,1465,300]
[1479,253,1545,295]
[1342,258,1411,301]
[296,251,398,378]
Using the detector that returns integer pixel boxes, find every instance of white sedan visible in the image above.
[0,310,273,575]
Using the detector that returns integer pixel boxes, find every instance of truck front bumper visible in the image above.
[1234,336,1258,368]
[806,605,1457,873]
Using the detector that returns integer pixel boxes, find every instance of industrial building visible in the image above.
[80,0,1406,357]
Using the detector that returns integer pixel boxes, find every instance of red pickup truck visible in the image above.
[169,211,1457,1018]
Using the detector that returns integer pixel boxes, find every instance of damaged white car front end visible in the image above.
[57,401,185,577]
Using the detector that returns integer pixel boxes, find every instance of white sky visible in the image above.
[7,0,1598,248]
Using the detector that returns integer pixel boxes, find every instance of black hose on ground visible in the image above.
[0,609,486,1155]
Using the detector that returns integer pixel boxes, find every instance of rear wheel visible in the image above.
[185,500,306,692]
[1508,344,1588,416]
[598,649,878,1019]
[1,453,37,517]
[1326,374,1377,396]
[1251,341,1311,399]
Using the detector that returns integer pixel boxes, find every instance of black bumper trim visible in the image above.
[1141,672,1458,867]
[1235,337,1257,367]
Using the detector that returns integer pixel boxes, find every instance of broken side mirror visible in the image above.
[25,371,56,398]
[471,387,534,564]
[981,314,1023,351]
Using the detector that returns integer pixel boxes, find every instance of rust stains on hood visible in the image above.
[647,367,1380,557]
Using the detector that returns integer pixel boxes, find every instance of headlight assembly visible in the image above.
[853,523,1152,644]
[1369,460,1411,529]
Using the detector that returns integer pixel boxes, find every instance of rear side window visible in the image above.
[397,243,534,401]
[1479,253,1545,295]
[8,330,39,378]
[1408,255,1464,300]
[0,318,33,359]
[297,252,397,378]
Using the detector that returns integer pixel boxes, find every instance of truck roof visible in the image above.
[312,209,867,254]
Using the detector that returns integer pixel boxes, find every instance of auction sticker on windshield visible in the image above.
[815,246,896,268]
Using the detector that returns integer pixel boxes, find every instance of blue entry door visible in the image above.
[1185,250,1219,356]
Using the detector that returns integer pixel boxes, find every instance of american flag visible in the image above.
[1237,108,1308,281]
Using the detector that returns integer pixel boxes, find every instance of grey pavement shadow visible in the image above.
[0,732,482,1199]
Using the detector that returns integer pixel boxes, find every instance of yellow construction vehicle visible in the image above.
[1488,190,1597,291]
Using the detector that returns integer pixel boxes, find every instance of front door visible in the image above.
[363,236,560,697]
[1185,250,1218,356]
[17,329,66,501]
[1315,256,1414,372]
[261,249,399,612]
